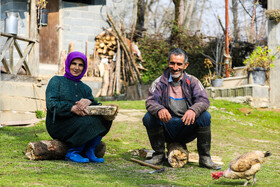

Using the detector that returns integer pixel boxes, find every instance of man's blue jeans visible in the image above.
[142,111,211,143]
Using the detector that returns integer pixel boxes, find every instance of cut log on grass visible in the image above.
[167,142,189,168]
[25,139,106,160]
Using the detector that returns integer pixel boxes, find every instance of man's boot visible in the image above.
[144,127,165,165]
[197,126,221,170]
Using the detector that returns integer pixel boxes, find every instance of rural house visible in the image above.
[0,0,132,125]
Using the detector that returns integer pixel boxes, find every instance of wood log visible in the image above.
[105,34,111,41]
[167,142,189,168]
[101,64,109,96]
[95,31,106,39]
[68,42,74,54]
[130,158,163,170]
[92,50,100,77]
[58,50,66,75]
[99,42,105,48]
[121,49,126,83]
[25,139,106,160]
[97,48,103,54]
[115,41,121,94]
[108,50,115,56]
[107,62,115,96]
[111,36,116,41]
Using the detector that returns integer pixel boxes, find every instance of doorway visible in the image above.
[38,0,59,64]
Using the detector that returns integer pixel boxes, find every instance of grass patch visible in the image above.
[0,99,279,186]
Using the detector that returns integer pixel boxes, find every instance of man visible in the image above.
[142,48,221,170]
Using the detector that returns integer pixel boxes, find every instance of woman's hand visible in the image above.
[75,98,91,111]
[71,105,89,116]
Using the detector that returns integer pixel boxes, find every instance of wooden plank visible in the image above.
[1,57,12,74]
[1,32,35,43]
[86,105,118,116]
[0,37,13,62]
[14,39,32,75]
[13,42,33,75]
[1,119,39,126]
[9,40,14,69]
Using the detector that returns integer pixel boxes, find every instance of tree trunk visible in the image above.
[171,0,185,42]
[232,0,239,41]
[249,2,257,43]
[197,0,206,31]
[167,142,189,168]
[184,0,195,29]
[25,139,106,160]
[135,0,147,39]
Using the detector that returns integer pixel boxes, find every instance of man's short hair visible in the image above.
[168,48,188,65]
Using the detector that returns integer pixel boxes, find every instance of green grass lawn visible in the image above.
[0,99,279,186]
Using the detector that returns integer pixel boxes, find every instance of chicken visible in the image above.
[211,151,271,186]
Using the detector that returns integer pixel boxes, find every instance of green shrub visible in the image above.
[35,110,46,119]
[138,32,208,84]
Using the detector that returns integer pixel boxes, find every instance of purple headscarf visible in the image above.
[64,51,88,82]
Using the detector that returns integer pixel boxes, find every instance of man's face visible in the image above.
[168,54,188,81]
[70,58,85,76]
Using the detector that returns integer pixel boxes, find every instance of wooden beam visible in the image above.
[14,39,32,75]
[13,42,33,75]
[0,37,14,73]
[9,40,14,70]
[1,57,11,74]
[1,32,35,43]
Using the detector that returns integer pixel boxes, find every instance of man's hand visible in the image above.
[71,105,89,116]
[158,108,172,123]
[75,98,91,111]
[181,109,196,125]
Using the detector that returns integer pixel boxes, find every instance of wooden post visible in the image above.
[268,0,280,107]
[101,64,109,96]
[115,41,121,94]
[29,0,39,76]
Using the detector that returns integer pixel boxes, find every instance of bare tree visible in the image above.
[183,0,195,29]
[197,0,207,31]
[232,0,240,40]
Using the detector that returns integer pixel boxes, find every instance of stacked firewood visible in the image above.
[95,31,117,59]
[92,14,145,97]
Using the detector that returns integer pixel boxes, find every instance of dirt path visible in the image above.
[114,109,146,122]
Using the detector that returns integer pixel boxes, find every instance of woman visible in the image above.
[45,51,112,163]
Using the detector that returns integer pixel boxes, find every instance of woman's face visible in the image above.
[70,58,84,76]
